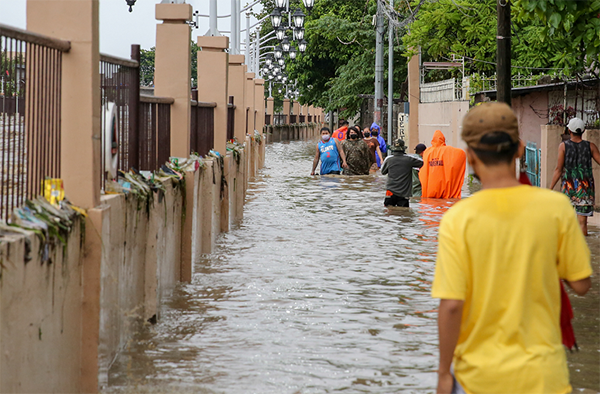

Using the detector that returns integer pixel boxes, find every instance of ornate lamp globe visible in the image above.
[292,8,306,28]
[274,46,283,59]
[274,0,286,10]
[289,46,297,60]
[281,37,291,52]
[302,0,315,13]
[298,39,307,53]
[294,27,305,41]
[277,58,285,66]
[274,66,281,74]
[276,73,283,81]
[282,76,288,83]
[275,26,286,41]
[268,73,274,80]
[270,9,282,28]
[265,54,273,66]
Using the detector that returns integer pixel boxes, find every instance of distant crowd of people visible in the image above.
[311,120,467,207]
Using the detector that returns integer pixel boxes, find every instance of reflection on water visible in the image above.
[104,140,599,394]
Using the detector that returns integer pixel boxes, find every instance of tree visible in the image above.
[403,0,570,78]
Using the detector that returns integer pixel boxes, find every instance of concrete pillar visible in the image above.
[254,79,266,168]
[266,97,274,125]
[200,159,215,254]
[283,99,290,124]
[244,72,256,135]
[197,36,230,154]
[180,169,196,282]
[155,4,192,158]
[228,54,246,143]
[27,0,100,209]
[221,154,231,232]
[292,101,300,123]
[408,53,420,151]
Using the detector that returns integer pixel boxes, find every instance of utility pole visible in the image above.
[387,14,394,144]
[374,0,385,125]
[231,0,239,53]
[496,0,511,106]
[209,0,218,36]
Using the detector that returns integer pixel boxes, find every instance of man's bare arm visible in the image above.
[550,143,565,190]
[565,277,591,296]
[437,299,464,394]
[590,142,600,166]
[311,146,320,175]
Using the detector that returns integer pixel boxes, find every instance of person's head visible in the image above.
[389,139,407,154]
[414,143,427,157]
[363,127,371,138]
[339,119,349,128]
[320,127,331,141]
[462,102,523,169]
[567,117,585,136]
[370,122,381,137]
[347,126,360,140]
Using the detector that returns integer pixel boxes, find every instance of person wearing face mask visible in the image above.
[370,123,387,166]
[363,127,384,172]
[311,127,347,176]
[341,126,371,175]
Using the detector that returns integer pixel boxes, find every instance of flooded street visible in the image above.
[104,139,599,394]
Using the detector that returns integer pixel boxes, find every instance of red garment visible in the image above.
[419,130,466,198]
[518,170,577,351]
[333,125,348,141]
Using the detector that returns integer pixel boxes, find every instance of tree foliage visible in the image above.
[256,0,408,118]
[403,0,600,78]
[138,41,200,87]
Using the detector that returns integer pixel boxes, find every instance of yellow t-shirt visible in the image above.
[432,185,592,394]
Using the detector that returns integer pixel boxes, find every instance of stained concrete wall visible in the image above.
[417,101,469,150]
[0,219,84,393]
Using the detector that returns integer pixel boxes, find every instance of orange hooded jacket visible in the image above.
[333,125,348,141]
[418,130,466,198]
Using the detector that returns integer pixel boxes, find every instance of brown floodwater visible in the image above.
[103,139,599,394]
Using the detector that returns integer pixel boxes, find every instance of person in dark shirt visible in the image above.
[381,139,423,207]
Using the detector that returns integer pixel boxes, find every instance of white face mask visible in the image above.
[321,134,331,141]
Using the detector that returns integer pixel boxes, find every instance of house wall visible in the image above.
[417,101,469,150]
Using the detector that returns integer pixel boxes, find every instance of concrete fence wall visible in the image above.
[264,123,322,144]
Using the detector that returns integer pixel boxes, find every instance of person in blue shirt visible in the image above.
[311,127,348,175]
[370,122,387,167]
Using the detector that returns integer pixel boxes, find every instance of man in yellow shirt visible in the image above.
[432,102,592,394]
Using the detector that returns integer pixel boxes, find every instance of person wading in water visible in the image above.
[550,117,600,236]
[433,102,591,394]
[342,126,371,175]
[311,127,347,176]
[381,139,423,207]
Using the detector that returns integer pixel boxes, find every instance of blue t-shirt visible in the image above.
[318,138,341,174]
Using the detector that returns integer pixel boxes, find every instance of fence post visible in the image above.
[197,36,230,155]
[244,72,256,135]
[292,101,300,124]
[155,3,192,159]
[129,44,140,169]
[408,51,420,151]
[228,54,246,142]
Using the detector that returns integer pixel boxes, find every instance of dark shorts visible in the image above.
[322,171,341,175]
[384,191,409,207]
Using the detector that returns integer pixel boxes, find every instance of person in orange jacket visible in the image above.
[419,130,466,198]
[333,119,349,141]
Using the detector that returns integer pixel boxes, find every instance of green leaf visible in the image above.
[549,12,561,28]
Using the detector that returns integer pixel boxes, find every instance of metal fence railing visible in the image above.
[99,49,139,185]
[265,114,271,125]
[190,100,215,156]
[299,115,305,123]
[273,114,287,125]
[139,95,172,171]
[0,24,70,220]
[308,115,312,123]
[227,96,235,141]
[289,114,297,124]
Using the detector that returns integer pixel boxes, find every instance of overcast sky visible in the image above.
[0,0,260,59]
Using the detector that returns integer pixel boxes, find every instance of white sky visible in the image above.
[0,0,260,59]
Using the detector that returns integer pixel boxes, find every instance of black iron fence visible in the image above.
[265,114,271,125]
[139,95,172,171]
[299,115,305,123]
[273,114,287,125]
[289,114,297,124]
[227,96,235,141]
[0,24,70,220]
[190,100,215,156]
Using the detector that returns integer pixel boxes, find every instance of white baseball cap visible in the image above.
[567,117,585,134]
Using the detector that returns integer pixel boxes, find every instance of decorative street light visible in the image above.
[270,9,283,28]
[275,26,286,41]
[265,54,273,66]
[274,0,286,10]
[282,76,288,83]
[294,27,305,41]
[278,58,285,66]
[298,39,308,53]
[289,46,297,60]
[274,46,283,59]
[125,0,136,12]
[292,9,306,28]
[276,73,283,81]
[281,37,291,52]
[268,73,275,80]
[274,66,281,74]
[302,0,315,14]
